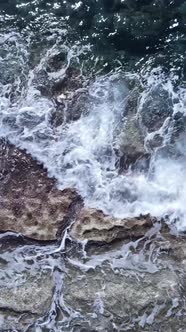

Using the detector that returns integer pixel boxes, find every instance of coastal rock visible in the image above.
[153,112,186,159]
[112,76,148,170]
[0,241,56,331]
[63,265,182,331]
[50,89,89,127]
[124,84,142,115]
[62,225,186,331]
[0,139,82,241]
[139,85,173,132]
[70,208,153,243]
[0,138,153,243]
[48,67,89,127]
[117,116,147,170]
[66,91,89,122]
[146,133,164,151]
[169,112,186,156]
[0,273,54,318]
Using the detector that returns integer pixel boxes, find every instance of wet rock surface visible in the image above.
[0,273,54,330]
[1,220,186,330]
[0,236,59,331]
[114,76,150,170]
[62,224,186,331]
[0,136,183,330]
[0,139,186,330]
[0,274,53,315]
[139,84,173,133]
[34,66,90,127]
[117,116,147,170]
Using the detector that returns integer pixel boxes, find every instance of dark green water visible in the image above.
[1,0,186,75]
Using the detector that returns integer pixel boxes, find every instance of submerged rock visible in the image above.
[113,77,150,171]
[46,67,89,127]
[50,88,89,127]
[117,116,147,170]
[0,139,82,241]
[139,84,173,132]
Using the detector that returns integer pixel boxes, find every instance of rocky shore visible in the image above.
[0,0,186,330]
[0,138,185,331]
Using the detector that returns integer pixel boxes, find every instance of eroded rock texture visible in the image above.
[0,139,82,241]
[70,208,154,243]
[0,139,155,244]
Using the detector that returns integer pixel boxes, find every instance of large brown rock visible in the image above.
[0,139,82,241]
